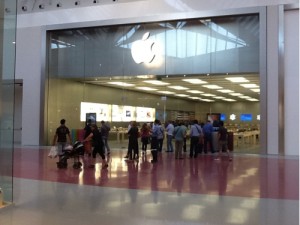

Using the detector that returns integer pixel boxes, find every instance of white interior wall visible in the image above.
[15,26,43,146]
[284,9,299,156]
[15,0,299,156]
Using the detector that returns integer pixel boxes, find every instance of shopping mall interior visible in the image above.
[0,1,298,225]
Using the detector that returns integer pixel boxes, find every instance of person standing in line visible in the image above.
[83,119,92,156]
[124,121,133,159]
[100,120,111,155]
[150,119,160,163]
[202,120,215,154]
[83,124,108,169]
[127,121,139,161]
[189,119,203,158]
[157,120,164,152]
[52,119,72,160]
[173,122,187,159]
[140,123,150,154]
[165,120,175,152]
[198,122,205,154]
[183,121,188,152]
[215,121,232,161]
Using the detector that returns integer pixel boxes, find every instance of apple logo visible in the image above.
[131,32,155,64]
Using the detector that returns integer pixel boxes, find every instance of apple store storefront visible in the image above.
[46,14,261,154]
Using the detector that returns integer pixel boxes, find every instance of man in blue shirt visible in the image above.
[202,120,214,153]
[150,119,160,163]
[173,122,187,159]
[165,120,175,152]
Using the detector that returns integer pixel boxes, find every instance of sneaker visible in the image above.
[229,157,233,161]
[214,157,220,161]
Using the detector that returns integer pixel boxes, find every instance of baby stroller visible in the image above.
[57,141,85,169]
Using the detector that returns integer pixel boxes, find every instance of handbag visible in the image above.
[48,146,58,158]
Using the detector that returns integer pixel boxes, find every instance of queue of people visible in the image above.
[122,118,233,163]
[52,118,232,170]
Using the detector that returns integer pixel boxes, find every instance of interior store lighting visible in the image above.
[168,86,189,90]
[238,96,251,99]
[136,75,154,79]
[107,82,135,87]
[157,91,175,94]
[225,77,250,83]
[135,87,157,91]
[247,98,259,101]
[229,93,243,96]
[240,84,259,88]
[143,80,169,85]
[182,78,207,84]
[217,89,234,93]
[201,93,216,97]
[186,90,204,94]
[250,89,260,93]
[222,98,236,102]
[201,99,215,102]
[174,94,190,97]
[213,96,226,99]
[188,97,202,100]
[202,84,222,89]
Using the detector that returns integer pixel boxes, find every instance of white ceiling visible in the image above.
[84,73,260,103]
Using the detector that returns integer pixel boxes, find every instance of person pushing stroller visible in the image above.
[83,124,108,169]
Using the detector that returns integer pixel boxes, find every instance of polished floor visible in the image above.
[0,146,299,225]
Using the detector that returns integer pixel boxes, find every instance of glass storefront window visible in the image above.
[47,15,260,154]
[0,0,17,206]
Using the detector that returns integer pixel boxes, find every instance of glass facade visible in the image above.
[47,15,260,154]
[0,0,17,205]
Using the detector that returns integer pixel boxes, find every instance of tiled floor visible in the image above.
[0,146,299,225]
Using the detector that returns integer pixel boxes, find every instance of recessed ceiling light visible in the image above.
[217,89,234,93]
[251,88,260,93]
[222,98,237,102]
[143,80,170,85]
[174,94,190,97]
[107,82,134,87]
[168,86,189,90]
[188,97,202,100]
[238,96,251,99]
[247,98,259,101]
[157,91,175,95]
[182,78,207,84]
[186,90,204,94]
[201,93,216,97]
[213,96,226,99]
[202,84,222,89]
[225,77,250,83]
[201,99,215,102]
[229,93,243,96]
[136,87,157,91]
[240,83,259,88]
